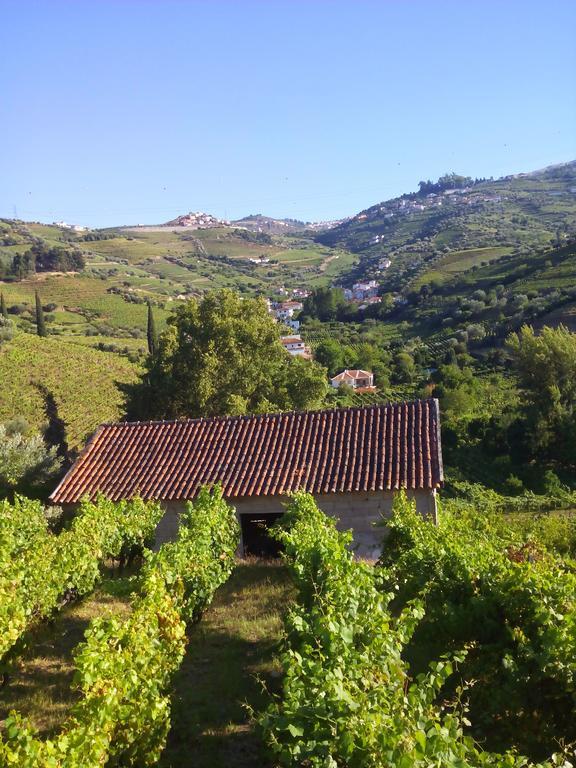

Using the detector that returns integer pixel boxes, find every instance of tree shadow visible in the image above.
[32,382,69,464]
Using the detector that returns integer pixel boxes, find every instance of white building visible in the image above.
[330,369,375,390]
[273,301,303,322]
[280,335,311,358]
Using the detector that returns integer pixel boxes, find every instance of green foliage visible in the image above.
[418,173,476,195]
[9,242,85,280]
[393,350,416,383]
[302,287,346,321]
[0,486,239,767]
[259,493,552,767]
[146,300,157,356]
[0,423,61,492]
[34,291,47,338]
[0,333,139,453]
[0,495,163,671]
[379,493,576,758]
[127,289,328,419]
[0,314,14,346]
[1,292,7,318]
[314,338,345,375]
[508,324,576,467]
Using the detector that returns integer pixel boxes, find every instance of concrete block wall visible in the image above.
[155,489,437,559]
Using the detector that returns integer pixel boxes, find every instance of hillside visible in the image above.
[318,161,576,291]
[231,214,343,234]
[0,219,357,353]
[0,332,138,452]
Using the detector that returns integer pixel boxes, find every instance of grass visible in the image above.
[0,559,293,767]
[0,569,136,738]
[0,275,160,331]
[160,560,293,768]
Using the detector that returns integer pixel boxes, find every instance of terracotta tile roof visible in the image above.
[331,369,373,382]
[50,399,443,504]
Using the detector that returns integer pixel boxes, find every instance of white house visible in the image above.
[280,335,311,358]
[330,369,375,390]
[352,280,379,301]
[273,301,303,322]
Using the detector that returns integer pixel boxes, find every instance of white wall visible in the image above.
[155,489,437,559]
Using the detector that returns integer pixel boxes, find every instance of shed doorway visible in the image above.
[240,512,283,558]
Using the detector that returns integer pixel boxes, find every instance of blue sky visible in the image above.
[1,0,575,227]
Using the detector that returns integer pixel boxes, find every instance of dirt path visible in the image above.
[159,560,292,768]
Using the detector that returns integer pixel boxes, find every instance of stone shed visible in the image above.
[50,399,444,559]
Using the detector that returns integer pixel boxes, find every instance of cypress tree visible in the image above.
[0,292,7,319]
[147,301,157,355]
[35,291,47,337]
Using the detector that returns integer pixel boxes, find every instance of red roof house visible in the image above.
[51,400,443,558]
[330,369,375,390]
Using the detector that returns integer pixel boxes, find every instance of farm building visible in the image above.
[50,399,443,559]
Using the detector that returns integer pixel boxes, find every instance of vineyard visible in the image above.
[0,487,239,766]
[0,333,139,452]
[260,492,575,767]
[0,496,163,678]
[0,489,575,766]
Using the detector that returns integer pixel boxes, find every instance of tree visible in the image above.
[393,351,416,383]
[0,422,62,494]
[0,293,7,319]
[126,289,328,420]
[302,287,346,322]
[146,301,157,356]
[507,324,576,466]
[0,316,14,347]
[35,291,47,337]
[315,339,345,376]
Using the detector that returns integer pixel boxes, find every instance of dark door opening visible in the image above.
[240,513,284,558]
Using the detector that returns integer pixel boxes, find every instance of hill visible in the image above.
[162,211,229,228]
[0,332,139,453]
[231,214,343,234]
[0,219,357,354]
[317,161,576,291]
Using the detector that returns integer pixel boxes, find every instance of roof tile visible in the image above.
[50,400,444,503]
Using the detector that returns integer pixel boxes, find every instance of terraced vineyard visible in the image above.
[0,220,358,352]
[0,332,139,451]
[318,161,576,293]
[412,245,513,287]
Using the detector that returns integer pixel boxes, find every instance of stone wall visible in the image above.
[155,489,437,559]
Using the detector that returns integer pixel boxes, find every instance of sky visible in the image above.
[1,0,575,228]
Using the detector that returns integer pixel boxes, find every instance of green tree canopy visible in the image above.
[35,291,47,338]
[315,339,345,376]
[127,289,328,419]
[507,324,576,466]
[0,422,62,495]
[146,301,157,356]
[302,287,346,322]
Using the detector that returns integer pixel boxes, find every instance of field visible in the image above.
[412,245,513,287]
[319,161,576,293]
[0,332,139,451]
[0,569,135,737]
[160,561,292,768]
[2,484,576,767]
[0,220,358,350]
